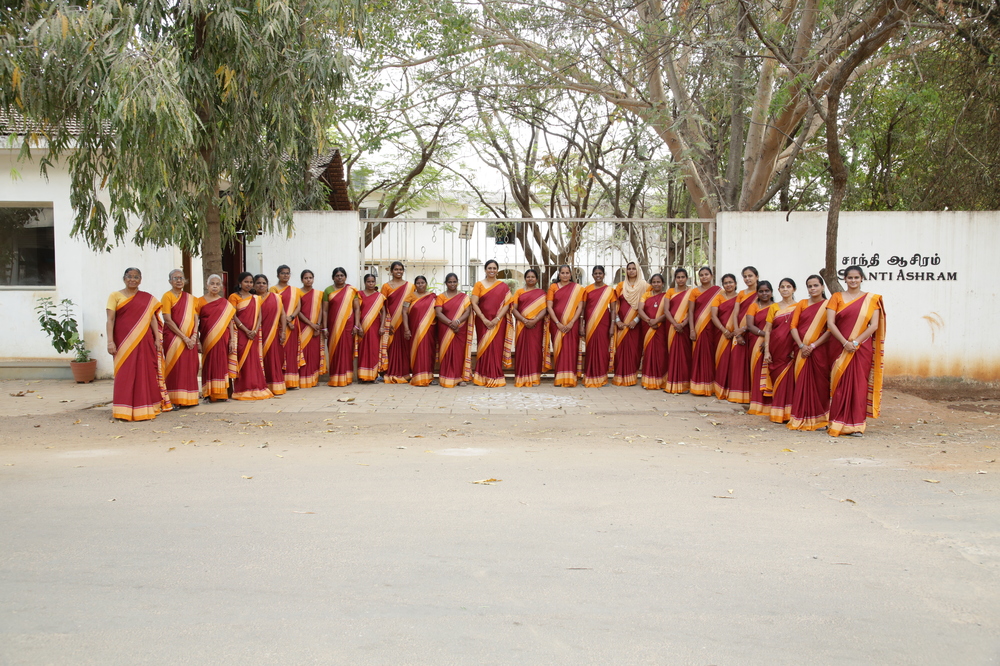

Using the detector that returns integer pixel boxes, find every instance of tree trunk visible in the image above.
[202,199,223,285]
[820,2,912,294]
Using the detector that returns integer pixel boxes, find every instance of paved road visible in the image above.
[1,381,997,664]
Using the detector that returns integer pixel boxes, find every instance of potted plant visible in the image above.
[35,297,97,383]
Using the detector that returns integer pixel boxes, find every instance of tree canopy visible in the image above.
[1,0,362,279]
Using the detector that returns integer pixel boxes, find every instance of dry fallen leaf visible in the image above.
[183,440,195,445]
[292,511,315,514]
[112,435,122,440]
[923,479,940,483]
[712,495,734,499]
[841,498,856,504]
[336,396,355,402]
[167,447,175,452]
[408,435,424,438]
[241,475,253,479]
[275,454,283,458]
[471,478,502,485]
[977,470,987,474]
[73,419,82,425]
[781,448,797,452]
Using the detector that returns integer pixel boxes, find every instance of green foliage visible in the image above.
[1,0,362,255]
[35,297,90,361]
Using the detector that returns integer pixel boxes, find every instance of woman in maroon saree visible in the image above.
[725,266,760,405]
[547,265,586,388]
[787,275,833,431]
[270,265,302,389]
[663,268,693,394]
[745,281,774,416]
[197,274,236,402]
[297,269,325,388]
[687,267,722,396]
[825,266,886,437]
[639,274,668,390]
[582,265,617,388]
[471,260,514,387]
[764,278,798,423]
[254,274,287,396]
[512,268,547,387]
[403,276,437,387]
[228,272,273,401]
[612,262,647,387]
[161,269,200,407]
[380,261,414,384]
[357,274,386,383]
[436,273,473,388]
[710,274,739,400]
[106,267,172,421]
[323,268,358,388]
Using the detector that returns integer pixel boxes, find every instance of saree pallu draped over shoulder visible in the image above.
[548,282,585,387]
[297,289,325,388]
[746,303,773,416]
[407,292,438,386]
[326,285,358,387]
[381,282,414,384]
[110,291,172,421]
[689,286,721,396]
[513,288,547,387]
[663,288,693,393]
[198,297,237,401]
[711,294,738,400]
[270,285,302,388]
[437,293,473,388]
[725,290,757,404]
[767,304,798,423]
[640,291,667,390]
[582,284,616,388]
[612,282,642,387]
[788,299,832,431]
[229,295,273,401]
[472,281,514,388]
[258,292,286,395]
[827,293,886,437]
[161,290,200,406]
[357,291,386,382]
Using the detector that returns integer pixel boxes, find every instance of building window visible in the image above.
[1,206,55,287]
[358,207,378,219]
[426,211,440,220]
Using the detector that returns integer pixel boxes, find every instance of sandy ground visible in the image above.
[1,379,998,665]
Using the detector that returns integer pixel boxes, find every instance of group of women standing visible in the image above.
[688,264,887,437]
[106,261,885,437]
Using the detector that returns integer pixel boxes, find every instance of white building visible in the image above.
[1,143,359,379]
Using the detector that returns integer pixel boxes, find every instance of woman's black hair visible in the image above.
[756,280,773,299]
[674,267,688,278]
[233,271,254,294]
[445,272,459,283]
[592,264,605,276]
[806,274,827,297]
[524,268,539,281]
[363,273,377,284]
[253,273,268,285]
[844,265,865,279]
[332,267,347,279]
[484,259,499,269]
[698,266,714,276]
[276,264,290,276]
[742,265,759,278]
[650,273,664,284]
[721,273,737,285]
[123,267,141,278]
[300,269,314,280]
[556,264,573,282]
[779,277,796,291]
[414,275,427,285]
[390,260,404,271]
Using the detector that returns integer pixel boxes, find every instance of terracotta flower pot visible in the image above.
[70,360,98,384]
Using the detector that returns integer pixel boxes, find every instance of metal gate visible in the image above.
[360,217,715,290]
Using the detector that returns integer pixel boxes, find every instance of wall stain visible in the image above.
[922,312,944,343]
